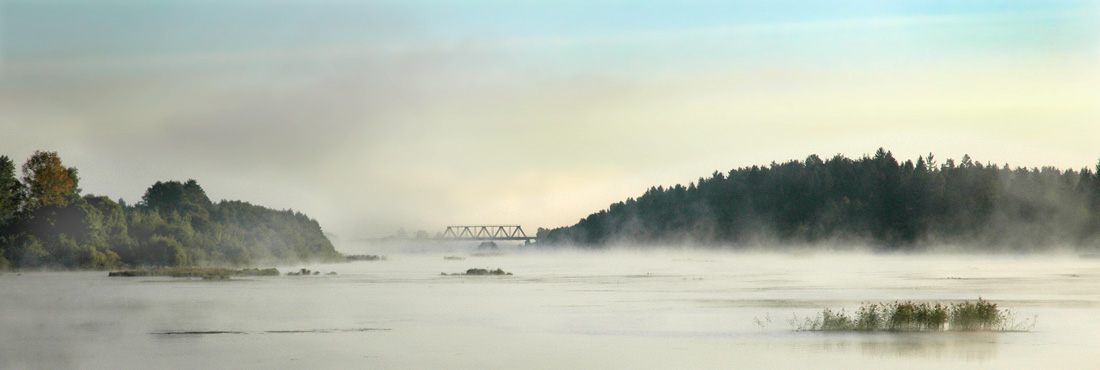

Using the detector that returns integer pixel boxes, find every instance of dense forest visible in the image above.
[0,151,341,270]
[544,149,1100,251]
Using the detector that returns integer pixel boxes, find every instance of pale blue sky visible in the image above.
[5,1,1095,56]
[2,1,1098,242]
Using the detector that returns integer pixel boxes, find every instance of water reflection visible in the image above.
[818,332,1000,361]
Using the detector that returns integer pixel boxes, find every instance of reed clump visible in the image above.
[795,299,1025,332]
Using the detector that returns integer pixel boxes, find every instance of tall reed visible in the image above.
[794,299,1025,332]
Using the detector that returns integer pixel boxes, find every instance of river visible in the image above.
[2,248,1098,369]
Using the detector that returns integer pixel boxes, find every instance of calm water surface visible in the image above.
[2,250,1099,369]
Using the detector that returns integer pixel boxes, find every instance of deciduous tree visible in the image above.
[21,151,79,210]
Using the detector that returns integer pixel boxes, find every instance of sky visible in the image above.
[1,0,1098,245]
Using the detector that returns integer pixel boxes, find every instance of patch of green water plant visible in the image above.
[791,299,1033,332]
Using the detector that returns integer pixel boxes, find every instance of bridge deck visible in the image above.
[442,237,535,241]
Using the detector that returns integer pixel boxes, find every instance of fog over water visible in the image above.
[2,246,1099,369]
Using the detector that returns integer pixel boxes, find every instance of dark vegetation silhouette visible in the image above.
[0,151,340,270]
[545,149,1100,251]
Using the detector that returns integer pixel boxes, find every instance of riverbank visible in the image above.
[107,267,280,279]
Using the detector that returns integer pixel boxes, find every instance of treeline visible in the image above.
[0,151,341,269]
[544,149,1100,250]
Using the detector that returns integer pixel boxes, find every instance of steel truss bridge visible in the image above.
[440,225,535,242]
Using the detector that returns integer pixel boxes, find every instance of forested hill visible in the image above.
[0,151,341,269]
[544,149,1100,251]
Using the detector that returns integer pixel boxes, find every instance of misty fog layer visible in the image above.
[546,150,1100,251]
[3,249,1099,369]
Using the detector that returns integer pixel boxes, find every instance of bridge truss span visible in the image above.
[441,225,534,241]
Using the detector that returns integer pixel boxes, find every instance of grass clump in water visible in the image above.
[794,299,1028,332]
[949,299,1004,331]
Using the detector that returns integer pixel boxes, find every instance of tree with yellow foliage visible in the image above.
[21,151,79,210]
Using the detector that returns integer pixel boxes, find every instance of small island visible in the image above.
[346,254,386,261]
[286,268,336,276]
[442,268,512,276]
